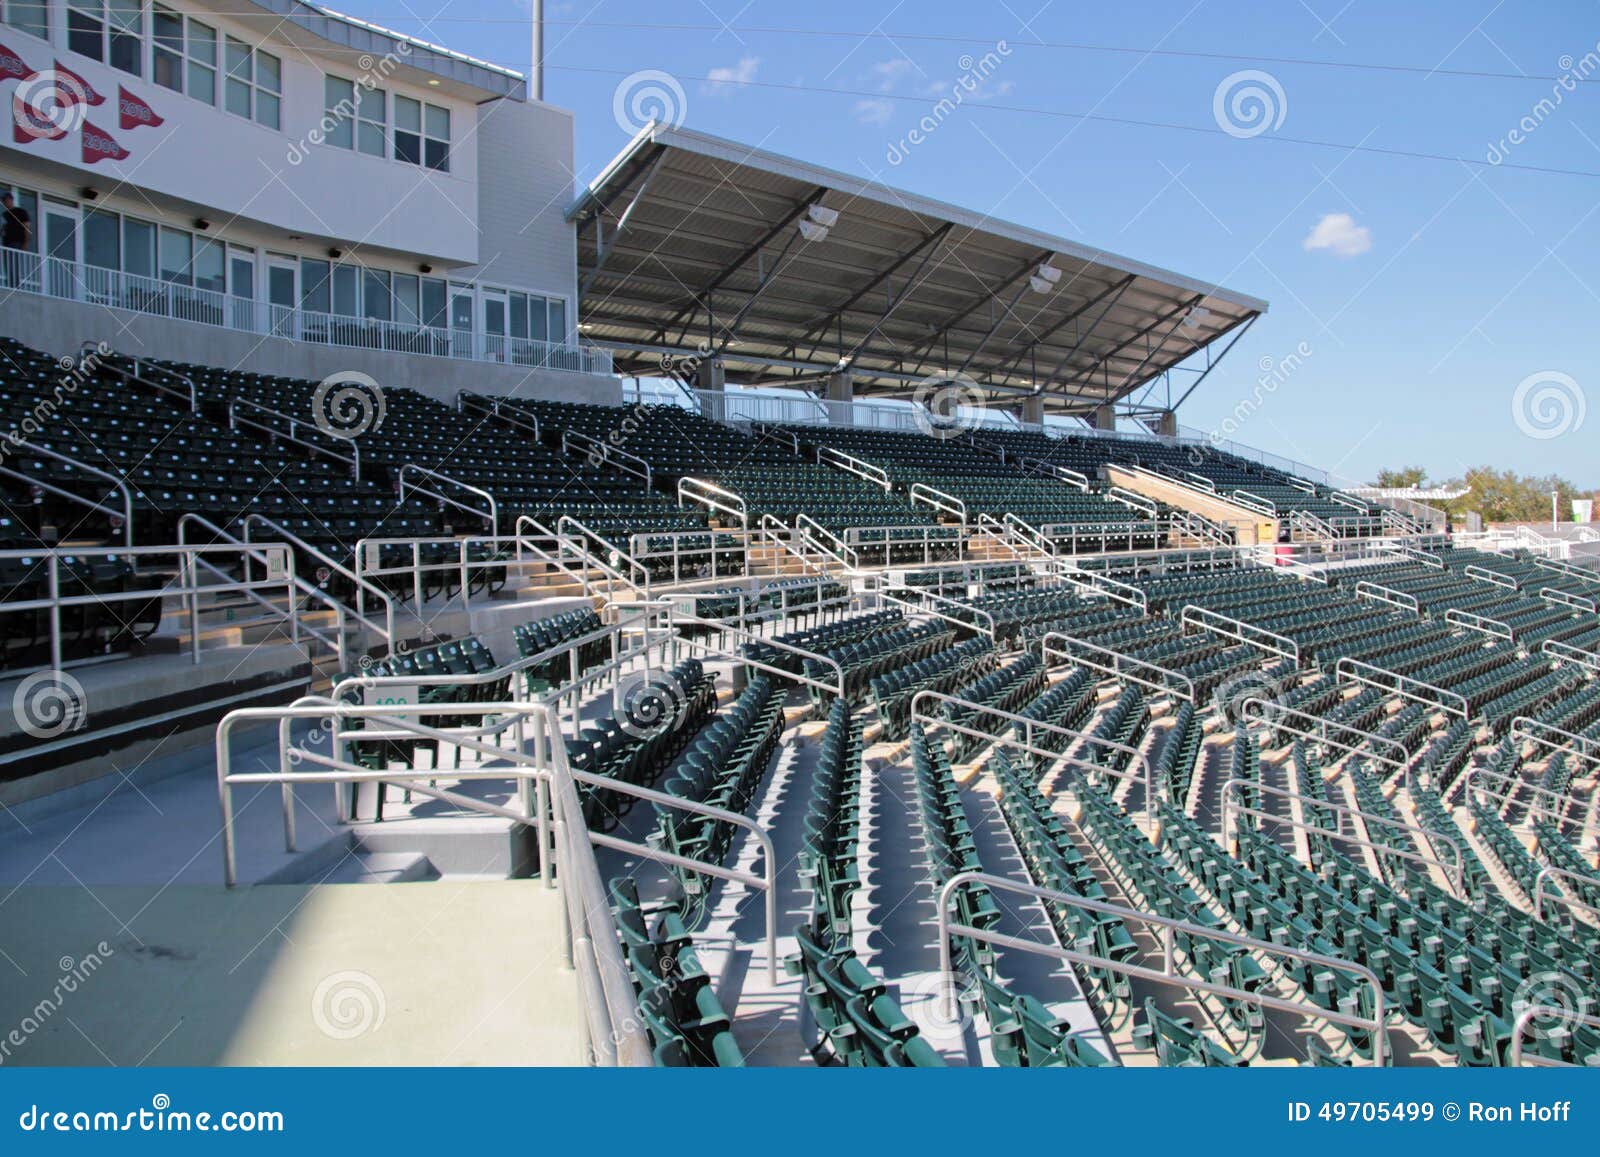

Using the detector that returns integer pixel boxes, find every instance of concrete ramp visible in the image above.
[0,881,584,1066]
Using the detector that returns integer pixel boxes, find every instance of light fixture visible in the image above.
[194,218,211,231]
[419,262,433,274]
[427,78,441,86]
[1181,305,1211,330]
[1028,261,1062,295]
[328,247,343,259]
[80,186,99,201]
[797,202,838,243]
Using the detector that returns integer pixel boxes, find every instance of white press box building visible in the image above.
[0,0,617,404]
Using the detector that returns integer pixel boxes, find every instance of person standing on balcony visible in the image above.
[1,193,31,286]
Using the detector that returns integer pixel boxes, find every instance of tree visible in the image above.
[1374,466,1427,488]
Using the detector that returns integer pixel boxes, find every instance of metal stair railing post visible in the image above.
[90,343,197,413]
[1462,765,1595,832]
[561,427,653,489]
[676,477,748,529]
[1241,698,1410,778]
[458,391,541,442]
[1220,777,1465,896]
[239,513,395,652]
[1,438,134,547]
[397,463,499,537]
[1335,657,1470,720]
[1041,631,1196,704]
[1509,1005,1600,1067]
[229,397,360,479]
[1179,603,1299,662]
[935,870,1389,1066]
[1510,716,1600,774]
[555,514,653,604]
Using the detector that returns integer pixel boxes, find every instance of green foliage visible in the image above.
[1374,466,1427,488]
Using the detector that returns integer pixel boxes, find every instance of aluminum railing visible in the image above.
[1179,603,1299,661]
[1508,1005,1600,1066]
[4,250,611,374]
[0,438,134,547]
[241,513,395,651]
[458,392,541,442]
[92,345,198,413]
[1334,656,1470,719]
[677,477,748,528]
[908,482,968,522]
[229,396,360,478]
[935,870,1390,1066]
[1041,630,1196,703]
[815,445,891,491]
[1510,716,1600,773]
[562,428,653,489]
[398,464,499,537]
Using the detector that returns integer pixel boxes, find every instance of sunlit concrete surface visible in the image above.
[0,882,583,1066]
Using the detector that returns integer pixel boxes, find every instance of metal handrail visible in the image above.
[1335,657,1470,719]
[2,438,134,547]
[1041,630,1196,704]
[908,481,968,523]
[177,512,351,666]
[1530,863,1600,925]
[398,463,499,537]
[1354,580,1419,613]
[458,391,541,441]
[1000,512,1057,559]
[1534,555,1600,588]
[241,513,395,648]
[1539,587,1596,614]
[555,515,653,602]
[1016,456,1090,490]
[911,688,1155,820]
[1220,777,1465,896]
[753,512,828,577]
[1510,716,1600,772]
[1445,607,1515,642]
[1464,563,1518,590]
[677,477,748,528]
[1179,603,1299,662]
[561,427,653,489]
[971,512,1030,562]
[1461,765,1594,831]
[1229,488,1278,517]
[1508,1005,1600,1066]
[1382,543,1445,570]
[815,445,891,491]
[672,614,847,700]
[876,583,996,639]
[1052,565,1148,610]
[91,344,197,412]
[1240,698,1409,775]
[1542,638,1600,676]
[793,512,857,571]
[935,870,1390,1066]
[1104,485,1158,518]
[229,396,359,478]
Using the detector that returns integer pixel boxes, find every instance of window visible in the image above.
[158,226,191,285]
[186,19,215,104]
[299,258,330,314]
[548,298,566,343]
[393,273,419,327]
[223,36,278,127]
[66,0,141,75]
[361,269,390,321]
[357,85,385,156]
[151,4,181,91]
[323,76,354,149]
[83,209,120,270]
[331,264,356,316]
[421,277,446,328]
[193,238,224,293]
[122,217,154,277]
[394,96,449,171]
[4,0,48,41]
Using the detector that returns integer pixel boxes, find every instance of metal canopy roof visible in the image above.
[570,123,1267,417]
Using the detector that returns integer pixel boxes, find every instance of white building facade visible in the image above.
[0,0,613,401]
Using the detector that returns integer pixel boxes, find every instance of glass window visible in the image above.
[83,209,119,271]
[152,5,182,91]
[186,19,215,103]
[331,265,357,316]
[393,96,421,164]
[393,273,419,326]
[299,258,330,314]
[356,85,385,157]
[362,269,390,321]
[107,0,141,76]
[323,75,354,149]
[66,1,103,61]
[193,238,224,293]
[255,51,280,129]
[421,277,446,328]
[424,105,449,171]
[122,217,153,277]
[158,226,191,285]
[509,292,528,339]
[528,297,547,343]
[6,0,49,41]
[224,36,250,118]
[548,298,566,342]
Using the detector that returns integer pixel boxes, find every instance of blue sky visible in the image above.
[335,1,1598,486]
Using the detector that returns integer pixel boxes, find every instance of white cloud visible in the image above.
[704,56,759,96]
[1302,212,1372,258]
[871,59,915,91]
[853,98,895,125]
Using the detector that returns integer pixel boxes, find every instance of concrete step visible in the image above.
[316,849,440,884]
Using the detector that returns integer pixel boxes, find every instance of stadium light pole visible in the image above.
[1552,489,1559,533]
[531,0,544,101]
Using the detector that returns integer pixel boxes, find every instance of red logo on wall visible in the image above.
[117,85,161,130]
[80,119,128,163]
[0,40,30,82]
[12,91,66,143]
[45,60,103,105]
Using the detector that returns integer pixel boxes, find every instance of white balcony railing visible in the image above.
[0,249,612,376]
